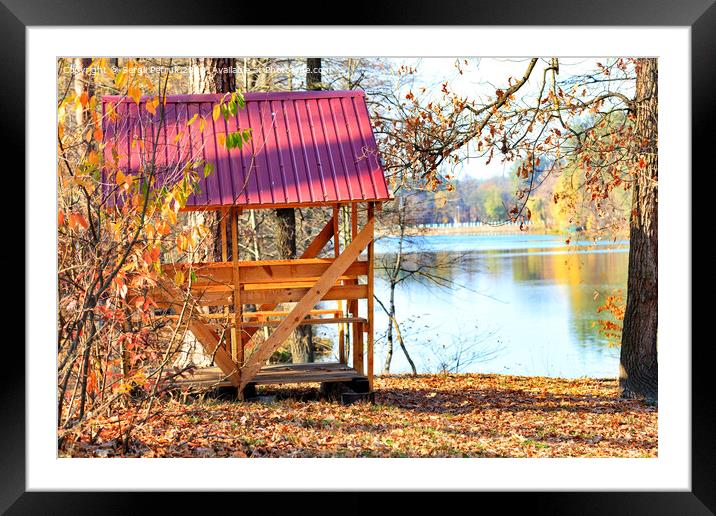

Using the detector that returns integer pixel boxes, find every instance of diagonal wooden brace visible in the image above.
[239,217,374,390]
[158,278,241,387]
[238,214,337,350]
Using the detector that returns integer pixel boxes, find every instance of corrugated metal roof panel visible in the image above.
[102,90,391,209]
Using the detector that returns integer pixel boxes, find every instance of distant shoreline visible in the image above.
[377,223,552,237]
[377,223,629,239]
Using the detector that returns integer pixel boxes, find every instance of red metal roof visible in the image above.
[102,90,391,209]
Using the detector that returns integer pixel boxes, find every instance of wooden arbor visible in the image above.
[102,90,392,398]
[158,202,379,398]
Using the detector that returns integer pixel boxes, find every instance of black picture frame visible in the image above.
[5,1,707,513]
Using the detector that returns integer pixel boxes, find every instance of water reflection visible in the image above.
[371,234,629,378]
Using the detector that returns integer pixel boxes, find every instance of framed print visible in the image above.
[6,0,709,513]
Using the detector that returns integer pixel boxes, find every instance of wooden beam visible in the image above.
[333,205,345,364]
[239,218,375,390]
[155,284,369,308]
[349,202,359,367]
[353,321,363,374]
[301,215,336,261]
[366,202,375,391]
[240,284,368,306]
[239,260,367,284]
[243,309,341,319]
[157,278,240,387]
[231,207,243,365]
[164,258,367,287]
[241,317,367,328]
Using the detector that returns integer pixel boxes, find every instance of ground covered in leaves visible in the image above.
[60,374,657,458]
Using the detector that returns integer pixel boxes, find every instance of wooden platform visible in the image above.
[173,362,366,389]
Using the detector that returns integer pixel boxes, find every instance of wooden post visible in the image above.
[349,202,359,367]
[353,321,364,375]
[220,208,228,262]
[366,202,375,390]
[231,207,243,372]
[220,208,230,358]
[333,205,345,364]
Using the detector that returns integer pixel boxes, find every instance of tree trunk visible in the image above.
[306,58,322,90]
[619,58,658,402]
[184,58,237,374]
[189,58,236,94]
[188,58,237,262]
[273,58,323,363]
[383,282,395,373]
[274,207,314,363]
[382,197,417,374]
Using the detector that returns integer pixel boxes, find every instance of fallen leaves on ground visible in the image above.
[59,374,657,458]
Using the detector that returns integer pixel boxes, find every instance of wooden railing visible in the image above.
[156,257,368,308]
[153,256,369,374]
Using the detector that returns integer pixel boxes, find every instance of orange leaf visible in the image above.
[157,221,171,236]
[128,85,141,105]
[69,213,89,231]
[146,96,159,116]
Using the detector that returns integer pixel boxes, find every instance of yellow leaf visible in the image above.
[212,104,221,121]
[186,113,198,126]
[174,270,185,285]
[116,170,126,187]
[146,96,159,115]
[217,133,226,148]
[128,85,141,105]
[176,234,187,252]
[115,69,127,89]
[88,150,99,165]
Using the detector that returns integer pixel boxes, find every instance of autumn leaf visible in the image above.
[174,269,185,285]
[68,213,89,231]
[146,96,160,115]
[156,221,171,236]
[128,85,142,105]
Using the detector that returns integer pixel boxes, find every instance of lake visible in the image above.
[367,233,629,378]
